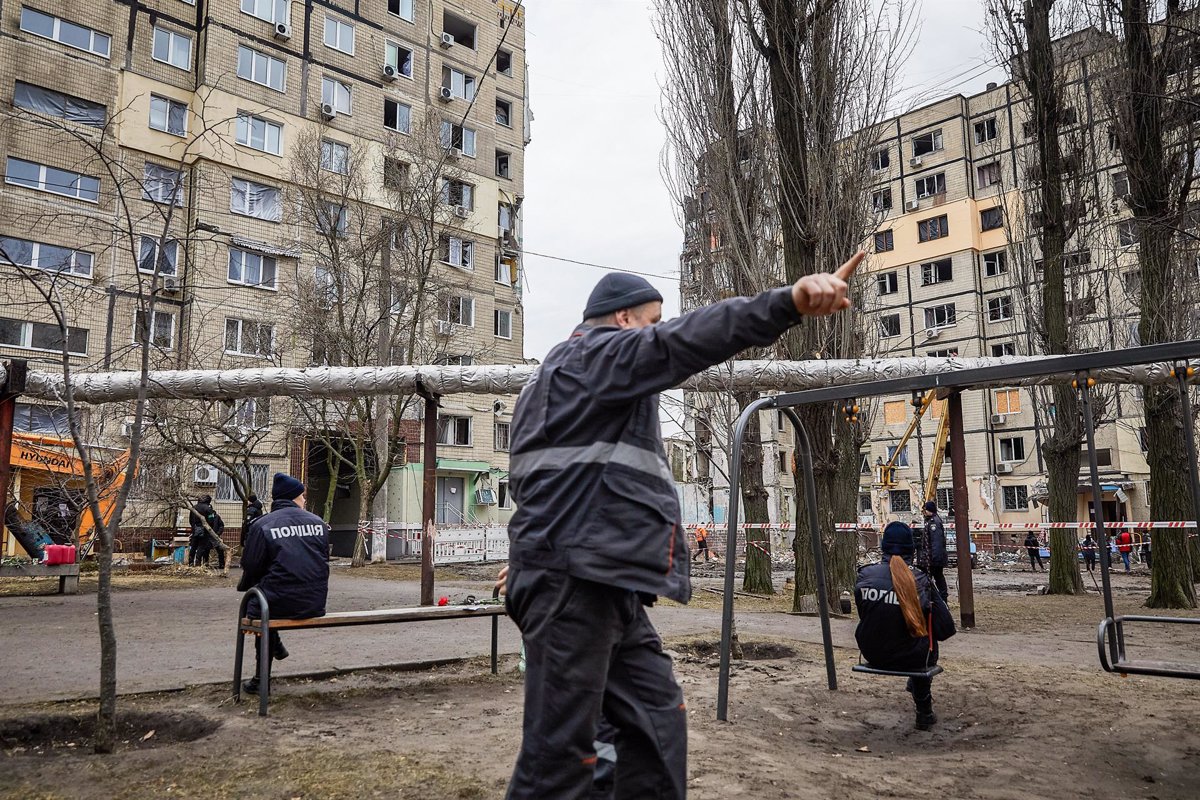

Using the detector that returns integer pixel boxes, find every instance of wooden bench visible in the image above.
[233,587,508,716]
[0,563,80,594]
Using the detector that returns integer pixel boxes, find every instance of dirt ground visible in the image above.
[2,565,1199,799]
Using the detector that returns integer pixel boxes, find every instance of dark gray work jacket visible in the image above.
[507,287,804,604]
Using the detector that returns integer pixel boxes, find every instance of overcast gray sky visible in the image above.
[520,1,1006,361]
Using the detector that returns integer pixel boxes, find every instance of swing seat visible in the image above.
[852,663,943,679]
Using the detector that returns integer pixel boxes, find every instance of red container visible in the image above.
[44,544,60,564]
[45,544,78,565]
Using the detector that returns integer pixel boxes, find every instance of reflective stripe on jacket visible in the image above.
[508,287,803,603]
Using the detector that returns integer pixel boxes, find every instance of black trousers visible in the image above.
[929,565,949,603]
[253,629,284,677]
[1027,549,1044,569]
[505,566,687,800]
[1084,553,1096,572]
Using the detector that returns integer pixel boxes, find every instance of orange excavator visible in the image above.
[2,432,131,559]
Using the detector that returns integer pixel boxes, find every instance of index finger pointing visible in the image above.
[834,250,866,281]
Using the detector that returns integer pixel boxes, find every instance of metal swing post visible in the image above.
[1078,373,1119,665]
[779,406,838,692]
[1173,362,1200,580]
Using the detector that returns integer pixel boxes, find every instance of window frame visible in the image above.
[920,258,952,286]
[914,172,946,199]
[440,121,478,157]
[237,45,286,92]
[227,247,278,291]
[977,160,1002,188]
[321,77,352,115]
[871,188,892,212]
[385,40,414,79]
[973,117,998,144]
[1002,485,1029,512]
[995,388,1021,415]
[0,316,88,355]
[918,214,949,242]
[132,309,174,350]
[137,235,179,277]
[0,235,93,277]
[320,139,351,175]
[388,0,415,22]
[870,148,890,171]
[383,99,412,135]
[224,317,275,358]
[494,308,513,339]
[436,415,473,446]
[439,295,475,327]
[924,303,957,330]
[5,157,100,202]
[152,26,192,71]
[323,15,355,55]
[229,177,282,221]
[874,230,894,252]
[149,94,188,136]
[983,250,1007,277]
[876,271,899,295]
[980,206,1003,231]
[142,162,184,206]
[235,112,283,156]
[889,489,912,513]
[494,421,511,452]
[440,236,474,270]
[241,0,289,25]
[19,7,111,57]
[13,81,106,128]
[999,436,1026,462]
[987,295,1014,322]
[879,313,901,338]
[912,129,944,157]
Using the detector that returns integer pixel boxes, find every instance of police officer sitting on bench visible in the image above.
[238,472,330,694]
[855,520,955,730]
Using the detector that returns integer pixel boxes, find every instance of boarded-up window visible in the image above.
[884,401,906,425]
[996,389,1021,414]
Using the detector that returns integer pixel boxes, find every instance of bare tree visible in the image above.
[0,88,233,750]
[285,114,471,565]
[1090,0,1200,607]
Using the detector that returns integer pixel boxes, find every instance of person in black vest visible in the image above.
[189,495,225,569]
[503,252,862,799]
[1081,532,1098,572]
[237,473,330,694]
[855,521,956,730]
[1024,531,1045,571]
[241,493,264,548]
[923,500,948,602]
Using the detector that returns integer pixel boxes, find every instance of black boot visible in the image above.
[914,697,937,730]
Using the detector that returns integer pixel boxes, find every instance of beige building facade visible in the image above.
[0,0,529,554]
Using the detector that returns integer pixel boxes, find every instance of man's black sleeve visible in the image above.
[588,287,803,405]
[236,523,267,592]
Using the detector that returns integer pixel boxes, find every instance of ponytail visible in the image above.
[889,556,928,638]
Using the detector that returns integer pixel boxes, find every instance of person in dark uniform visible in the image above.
[237,473,330,694]
[1081,532,1097,572]
[1139,528,1152,570]
[189,495,224,568]
[1024,531,1045,571]
[923,501,948,602]
[503,252,862,799]
[855,521,956,730]
[241,493,264,548]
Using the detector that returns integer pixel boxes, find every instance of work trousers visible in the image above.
[905,675,934,709]
[1084,553,1096,572]
[505,565,687,800]
[929,565,949,603]
[1027,549,1044,570]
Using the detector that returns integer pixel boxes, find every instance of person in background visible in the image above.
[1138,527,1152,570]
[693,524,710,563]
[1081,532,1097,573]
[855,521,956,730]
[923,501,948,602]
[237,473,330,694]
[1024,531,1045,572]
[1114,527,1134,573]
[189,495,226,568]
[241,493,264,548]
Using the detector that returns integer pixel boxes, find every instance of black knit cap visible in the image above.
[582,273,664,321]
[272,472,305,501]
[881,520,915,556]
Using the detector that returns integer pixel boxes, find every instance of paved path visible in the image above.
[0,568,1127,706]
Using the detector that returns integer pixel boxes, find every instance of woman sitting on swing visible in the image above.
[855,520,956,730]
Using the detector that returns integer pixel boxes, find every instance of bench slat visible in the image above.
[0,564,81,577]
[240,605,506,630]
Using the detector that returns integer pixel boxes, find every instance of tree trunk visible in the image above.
[318,444,340,523]
[94,525,116,753]
[739,395,774,594]
[351,485,371,567]
[1145,385,1198,607]
[1044,388,1084,595]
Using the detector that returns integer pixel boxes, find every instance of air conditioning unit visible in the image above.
[996,463,1014,474]
[273,22,292,40]
[910,156,923,167]
[991,413,1007,425]
[440,32,456,48]
[474,488,497,505]
[320,103,336,120]
[453,205,469,219]
[439,86,454,102]
[905,199,920,211]
[924,327,940,340]
[160,275,180,294]
[382,64,398,81]
[435,320,453,336]
[492,400,506,415]
[193,464,219,485]
[446,146,462,161]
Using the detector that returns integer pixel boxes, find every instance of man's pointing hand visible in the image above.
[792,250,864,316]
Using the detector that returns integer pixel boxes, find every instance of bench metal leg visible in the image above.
[233,629,246,703]
[491,616,498,675]
[258,629,270,717]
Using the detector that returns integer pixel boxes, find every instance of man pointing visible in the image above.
[503,252,863,798]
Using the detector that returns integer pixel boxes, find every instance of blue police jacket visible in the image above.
[237,499,330,619]
[854,558,955,670]
[507,287,804,603]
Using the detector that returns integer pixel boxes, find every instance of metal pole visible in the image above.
[947,392,975,629]
[1174,364,1200,585]
[1079,375,1118,665]
[781,407,837,691]
[420,391,439,606]
[0,361,27,555]
[716,396,772,722]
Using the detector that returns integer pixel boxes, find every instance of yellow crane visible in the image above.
[876,391,952,504]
